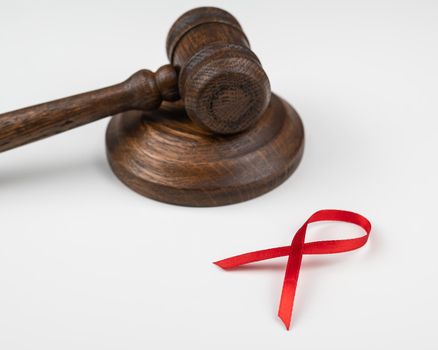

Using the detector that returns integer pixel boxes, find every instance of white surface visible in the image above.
[0,0,437,348]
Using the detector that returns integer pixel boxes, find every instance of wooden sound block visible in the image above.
[106,93,304,207]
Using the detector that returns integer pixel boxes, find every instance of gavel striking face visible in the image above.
[0,7,304,206]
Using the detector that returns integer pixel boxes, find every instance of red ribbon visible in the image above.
[214,209,371,330]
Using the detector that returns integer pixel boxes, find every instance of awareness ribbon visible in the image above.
[214,209,372,330]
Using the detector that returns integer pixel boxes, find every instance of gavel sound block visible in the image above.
[0,7,304,207]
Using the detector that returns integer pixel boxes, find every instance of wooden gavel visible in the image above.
[0,7,304,207]
[0,7,270,152]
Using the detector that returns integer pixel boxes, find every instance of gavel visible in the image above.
[0,7,270,150]
[0,7,304,207]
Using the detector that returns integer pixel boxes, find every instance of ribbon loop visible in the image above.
[214,209,371,330]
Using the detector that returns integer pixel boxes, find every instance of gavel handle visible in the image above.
[0,64,178,153]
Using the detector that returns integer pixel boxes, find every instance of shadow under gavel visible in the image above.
[0,7,304,207]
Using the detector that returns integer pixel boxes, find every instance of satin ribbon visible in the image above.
[214,209,371,330]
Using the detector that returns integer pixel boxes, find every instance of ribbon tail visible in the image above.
[213,246,291,269]
[278,224,307,330]
[277,257,302,330]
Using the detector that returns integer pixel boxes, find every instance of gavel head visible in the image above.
[166,7,271,134]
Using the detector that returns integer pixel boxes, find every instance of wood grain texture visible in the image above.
[167,7,271,134]
[0,65,179,153]
[106,93,304,207]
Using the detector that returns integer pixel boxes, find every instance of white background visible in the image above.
[0,0,437,348]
